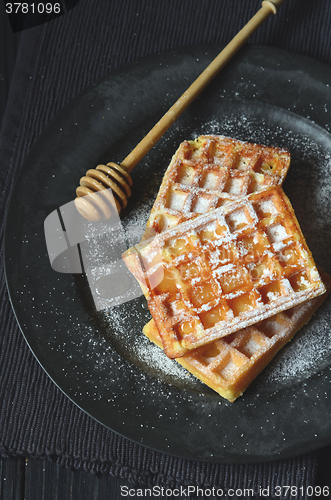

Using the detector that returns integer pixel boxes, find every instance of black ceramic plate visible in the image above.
[4,45,331,463]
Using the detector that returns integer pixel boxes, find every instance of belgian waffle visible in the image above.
[142,135,291,239]
[143,270,331,401]
[123,186,326,358]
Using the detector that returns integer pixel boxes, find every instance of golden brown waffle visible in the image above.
[142,135,291,239]
[123,186,326,358]
[143,270,331,401]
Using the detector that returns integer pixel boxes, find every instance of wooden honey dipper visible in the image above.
[75,0,286,221]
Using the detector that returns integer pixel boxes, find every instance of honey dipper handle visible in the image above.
[121,0,286,173]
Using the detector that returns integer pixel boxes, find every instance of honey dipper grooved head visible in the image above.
[74,162,133,221]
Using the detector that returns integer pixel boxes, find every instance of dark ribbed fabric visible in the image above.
[1,0,330,494]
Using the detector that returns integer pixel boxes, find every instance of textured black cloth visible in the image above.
[1,0,330,494]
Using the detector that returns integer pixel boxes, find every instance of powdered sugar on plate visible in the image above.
[87,102,331,395]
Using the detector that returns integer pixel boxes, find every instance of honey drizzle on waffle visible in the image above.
[125,186,325,358]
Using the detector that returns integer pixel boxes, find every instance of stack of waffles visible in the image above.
[123,135,330,402]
